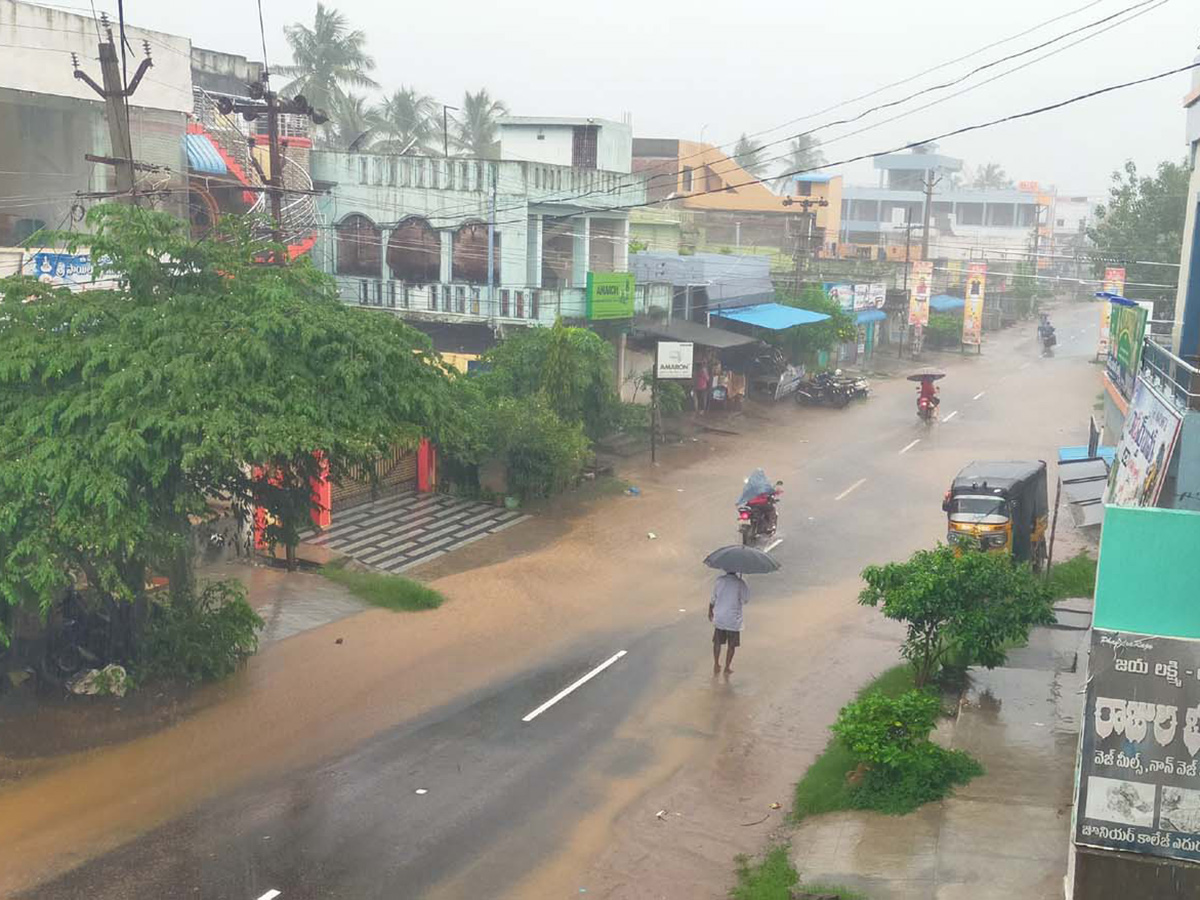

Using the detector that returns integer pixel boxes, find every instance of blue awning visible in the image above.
[711,302,831,331]
[184,133,228,176]
[930,294,965,312]
[856,308,887,324]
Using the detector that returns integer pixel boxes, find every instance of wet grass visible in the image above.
[1047,552,1098,599]
[792,665,915,822]
[732,847,865,900]
[319,560,445,612]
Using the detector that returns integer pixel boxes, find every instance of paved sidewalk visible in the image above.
[792,607,1090,899]
[301,491,529,573]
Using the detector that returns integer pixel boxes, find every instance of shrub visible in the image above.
[849,742,983,814]
[487,396,590,499]
[320,560,444,611]
[1048,552,1097,599]
[138,580,263,684]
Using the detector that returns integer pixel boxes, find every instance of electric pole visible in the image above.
[920,173,942,260]
[442,104,458,158]
[71,18,153,204]
[487,164,497,315]
[784,195,829,289]
[900,208,913,360]
[217,77,328,261]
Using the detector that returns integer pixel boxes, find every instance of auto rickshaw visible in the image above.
[942,461,1049,569]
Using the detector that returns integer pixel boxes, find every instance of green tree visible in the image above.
[455,89,509,157]
[773,284,856,364]
[859,545,1054,687]
[0,205,455,646]
[372,87,437,155]
[775,135,825,190]
[732,133,769,179]
[329,92,376,151]
[277,3,377,137]
[1088,159,1189,301]
[970,162,1013,190]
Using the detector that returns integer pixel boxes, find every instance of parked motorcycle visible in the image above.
[795,371,852,408]
[738,479,783,546]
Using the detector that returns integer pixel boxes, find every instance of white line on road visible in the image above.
[973,391,986,400]
[764,537,783,552]
[257,892,281,900]
[899,439,920,455]
[943,410,959,423]
[522,651,627,723]
[835,478,867,501]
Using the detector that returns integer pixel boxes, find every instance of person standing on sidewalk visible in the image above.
[693,361,710,413]
[709,570,748,675]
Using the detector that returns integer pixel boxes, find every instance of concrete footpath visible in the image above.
[791,601,1092,899]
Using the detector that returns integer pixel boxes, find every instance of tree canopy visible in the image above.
[773,284,856,364]
[970,162,1013,190]
[456,89,509,158]
[372,87,438,154]
[1087,159,1189,301]
[733,134,769,179]
[277,2,378,132]
[775,135,825,191]
[0,204,456,642]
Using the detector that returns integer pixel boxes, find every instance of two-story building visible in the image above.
[313,115,652,345]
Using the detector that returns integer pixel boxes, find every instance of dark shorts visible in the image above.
[713,628,741,648]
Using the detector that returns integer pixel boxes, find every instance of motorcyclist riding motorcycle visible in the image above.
[737,468,782,545]
[1037,315,1056,356]
[916,377,940,423]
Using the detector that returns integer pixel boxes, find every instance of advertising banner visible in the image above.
[28,251,94,286]
[1075,629,1200,863]
[963,263,985,346]
[586,272,635,320]
[908,261,932,326]
[655,341,694,379]
[1103,266,1127,296]
[828,283,855,311]
[1107,301,1149,400]
[1098,301,1113,358]
[851,282,885,311]
[1105,377,1182,507]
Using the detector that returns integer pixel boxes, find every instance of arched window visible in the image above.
[336,214,382,277]
[452,222,500,284]
[386,217,441,283]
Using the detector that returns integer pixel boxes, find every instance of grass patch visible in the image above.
[1047,552,1097,600]
[319,559,445,611]
[732,848,866,900]
[792,665,914,821]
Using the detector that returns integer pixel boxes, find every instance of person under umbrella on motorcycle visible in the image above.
[916,375,940,410]
[738,468,781,536]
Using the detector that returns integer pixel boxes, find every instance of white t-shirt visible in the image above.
[711,573,749,631]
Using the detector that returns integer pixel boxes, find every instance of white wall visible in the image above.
[500,125,575,168]
[596,121,632,173]
[0,0,193,113]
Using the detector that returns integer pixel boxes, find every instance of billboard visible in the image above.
[655,341,693,379]
[1106,301,1148,400]
[28,251,94,287]
[828,283,855,311]
[962,263,985,346]
[1103,266,1127,296]
[1105,378,1182,507]
[854,282,885,310]
[585,272,635,320]
[1075,629,1200,864]
[908,261,932,326]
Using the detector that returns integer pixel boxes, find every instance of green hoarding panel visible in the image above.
[586,272,635,320]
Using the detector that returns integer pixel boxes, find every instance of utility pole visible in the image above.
[900,207,913,359]
[784,195,829,290]
[217,77,328,261]
[920,173,942,260]
[71,19,153,204]
[442,104,458,158]
[487,164,497,315]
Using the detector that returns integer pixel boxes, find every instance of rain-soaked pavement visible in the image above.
[0,301,1101,899]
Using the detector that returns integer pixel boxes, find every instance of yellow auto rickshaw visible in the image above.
[942,461,1049,569]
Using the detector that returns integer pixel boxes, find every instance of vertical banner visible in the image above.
[1103,266,1127,296]
[962,263,985,346]
[908,260,932,326]
[1107,301,1149,400]
[1104,378,1181,507]
[1099,267,1126,358]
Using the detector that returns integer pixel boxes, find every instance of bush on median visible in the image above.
[138,580,263,684]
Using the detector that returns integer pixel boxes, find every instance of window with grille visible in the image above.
[515,291,524,318]
[456,286,466,313]
[374,281,383,306]
[428,287,437,311]
[443,285,452,312]
[500,289,510,317]
[387,281,396,308]
[471,287,481,315]
[358,279,369,304]
[530,291,540,320]
[572,125,599,169]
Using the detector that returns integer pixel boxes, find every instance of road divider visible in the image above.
[522,651,628,723]
[899,439,920,455]
[835,478,867,501]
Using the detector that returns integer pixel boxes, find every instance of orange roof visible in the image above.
[670,141,840,214]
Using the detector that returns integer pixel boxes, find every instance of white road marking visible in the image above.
[943,410,959,422]
[899,439,920,455]
[973,391,986,400]
[257,892,282,900]
[522,651,627,723]
[764,537,783,552]
[414,789,428,795]
[835,478,867,501]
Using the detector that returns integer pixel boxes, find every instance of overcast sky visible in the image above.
[110,0,1198,196]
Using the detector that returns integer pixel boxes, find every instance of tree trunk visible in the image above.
[285,541,298,573]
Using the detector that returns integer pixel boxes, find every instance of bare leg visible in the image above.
[713,641,722,675]
[724,645,736,674]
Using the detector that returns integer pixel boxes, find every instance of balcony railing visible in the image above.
[1142,338,1200,412]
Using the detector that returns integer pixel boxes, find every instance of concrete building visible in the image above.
[313,116,652,331]
[631,139,842,258]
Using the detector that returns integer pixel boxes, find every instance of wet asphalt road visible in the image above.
[16,303,1100,900]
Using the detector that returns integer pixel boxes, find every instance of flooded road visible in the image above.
[4,302,1100,899]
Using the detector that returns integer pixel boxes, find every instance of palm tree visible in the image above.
[774,135,825,191]
[277,4,377,125]
[972,162,1013,191]
[330,93,376,151]
[455,89,509,158]
[371,87,437,155]
[732,133,769,179]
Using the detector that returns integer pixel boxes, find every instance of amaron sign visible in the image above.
[585,271,635,320]
[655,341,693,379]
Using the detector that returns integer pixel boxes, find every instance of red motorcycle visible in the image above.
[738,483,782,545]
[908,369,944,427]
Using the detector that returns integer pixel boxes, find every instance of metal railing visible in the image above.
[1142,338,1200,412]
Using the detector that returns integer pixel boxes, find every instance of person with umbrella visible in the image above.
[907,367,945,424]
[703,545,780,675]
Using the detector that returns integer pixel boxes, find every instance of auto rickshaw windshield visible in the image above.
[948,494,1009,522]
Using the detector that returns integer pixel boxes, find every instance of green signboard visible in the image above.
[586,272,635,320]
[1106,301,1148,399]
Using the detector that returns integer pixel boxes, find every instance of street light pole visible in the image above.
[442,104,459,158]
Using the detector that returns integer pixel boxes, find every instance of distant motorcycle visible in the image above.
[1041,328,1056,357]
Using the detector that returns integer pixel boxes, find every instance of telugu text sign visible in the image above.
[908,261,932,326]
[1076,630,1200,863]
[655,341,694,379]
[1105,377,1182,507]
[962,263,985,346]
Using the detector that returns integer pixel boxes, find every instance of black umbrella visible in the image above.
[703,545,782,574]
[906,367,946,382]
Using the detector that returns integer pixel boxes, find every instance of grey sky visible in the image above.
[113,0,1197,196]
